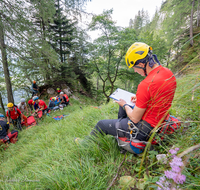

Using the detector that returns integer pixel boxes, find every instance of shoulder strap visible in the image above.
[8,107,17,117]
[16,107,21,115]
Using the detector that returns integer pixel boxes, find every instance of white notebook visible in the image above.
[109,88,135,108]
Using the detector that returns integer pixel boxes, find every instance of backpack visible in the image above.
[116,115,181,154]
[8,107,20,117]
[63,94,69,102]
[151,115,181,145]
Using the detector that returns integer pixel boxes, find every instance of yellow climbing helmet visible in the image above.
[7,103,14,108]
[125,42,152,68]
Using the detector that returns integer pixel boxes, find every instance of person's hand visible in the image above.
[131,95,137,103]
[21,119,23,123]
[115,99,127,108]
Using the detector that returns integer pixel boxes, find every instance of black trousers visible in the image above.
[42,108,50,115]
[28,104,33,111]
[90,106,154,141]
[61,101,69,107]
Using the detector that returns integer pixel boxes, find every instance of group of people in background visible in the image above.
[0,81,70,146]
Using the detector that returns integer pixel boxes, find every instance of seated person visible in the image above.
[48,97,56,110]
[0,114,18,144]
[56,88,61,95]
[33,96,50,115]
[86,42,177,153]
[17,98,28,127]
[32,80,39,96]
[6,103,23,130]
[55,96,61,105]
[28,98,35,114]
[60,92,69,106]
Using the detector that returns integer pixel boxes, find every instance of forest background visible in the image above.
[0,0,199,109]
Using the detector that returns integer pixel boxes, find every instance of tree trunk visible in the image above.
[197,1,200,27]
[106,96,110,103]
[166,47,171,67]
[96,76,99,99]
[0,93,6,117]
[190,0,195,46]
[0,17,14,103]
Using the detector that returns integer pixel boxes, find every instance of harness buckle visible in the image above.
[128,120,139,139]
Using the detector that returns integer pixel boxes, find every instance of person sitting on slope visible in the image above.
[48,97,56,110]
[60,92,69,107]
[28,98,35,114]
[33,96,50,115]
[17,98,28,127]
[80,42,177,154]
[0,113,18,144]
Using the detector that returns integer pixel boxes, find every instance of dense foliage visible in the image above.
[1,0,199,104]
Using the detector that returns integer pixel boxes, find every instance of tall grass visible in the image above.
[0,73,200,189]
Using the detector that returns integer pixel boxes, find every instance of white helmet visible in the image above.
[33,96,39,101]
[60,92,64,95]
[21,98,25,103]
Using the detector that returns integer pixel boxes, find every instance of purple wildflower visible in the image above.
[157,178,171,190]
[176,174,186,184]
[171,154,176,158]
[169,147,180,156]
[171,165,181,173]
[175,148,179,151]
[169,149,178,155]
[156,147,186,189]
[164,170,176,179]
[170,156,183,167]
[160,176,166,182]
[156,181,164,188]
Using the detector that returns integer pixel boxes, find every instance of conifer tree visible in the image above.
[130,9,150,34]
[161,0,198,49]
[49,0,76,79]
[0,0,29,103]
[28,0,59,84]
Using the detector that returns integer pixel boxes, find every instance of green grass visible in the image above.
[0,73,200,190]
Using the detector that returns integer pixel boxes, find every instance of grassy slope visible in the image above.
[0,72,200,189]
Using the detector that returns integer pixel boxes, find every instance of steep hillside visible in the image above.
[0,73,199,190]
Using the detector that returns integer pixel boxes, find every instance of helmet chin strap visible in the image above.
[133,62,147,76]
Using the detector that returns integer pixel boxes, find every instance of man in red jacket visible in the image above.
[89,42,177,151]
[28,99,35,114]
[60,92,69,106]
[6,103,23,130]
[33,96,50,115]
